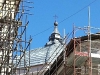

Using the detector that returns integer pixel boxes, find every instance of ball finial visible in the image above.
[54,21,58,26]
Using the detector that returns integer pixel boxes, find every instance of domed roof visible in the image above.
[48,21,62,45]
[14,21,64,67]
[15,43,64,67]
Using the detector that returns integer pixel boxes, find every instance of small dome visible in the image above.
[46,20,63,46]
[54,21,58,26]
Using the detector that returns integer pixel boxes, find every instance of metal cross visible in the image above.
[53,15,58,20]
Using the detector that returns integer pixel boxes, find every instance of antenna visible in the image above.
[88,6,92,75]
[88,6,90,27]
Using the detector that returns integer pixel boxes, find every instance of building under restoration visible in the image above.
[44,32,100,75]
[14,20,100,75]
[0,0,100,75]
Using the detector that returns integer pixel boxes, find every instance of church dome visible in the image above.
[46,21,62,46]
[14,21,64,67]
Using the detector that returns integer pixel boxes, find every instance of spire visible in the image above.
[49,20,62,42]
[45,21,62,46]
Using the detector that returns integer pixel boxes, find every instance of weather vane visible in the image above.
[53,15,58,21]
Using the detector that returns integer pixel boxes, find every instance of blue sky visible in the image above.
[25,0,100,49]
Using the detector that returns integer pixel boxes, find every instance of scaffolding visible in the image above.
[0,1,99,75]
[0,0,33,75]
[41,23,100,75]
[68,25,100,75]
[72,25,92,75]
[64,7,100,75]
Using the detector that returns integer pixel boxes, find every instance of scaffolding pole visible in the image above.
[0,0,33,75]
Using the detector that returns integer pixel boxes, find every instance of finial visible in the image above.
[54,21,58,26]
[53,15,58,26]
